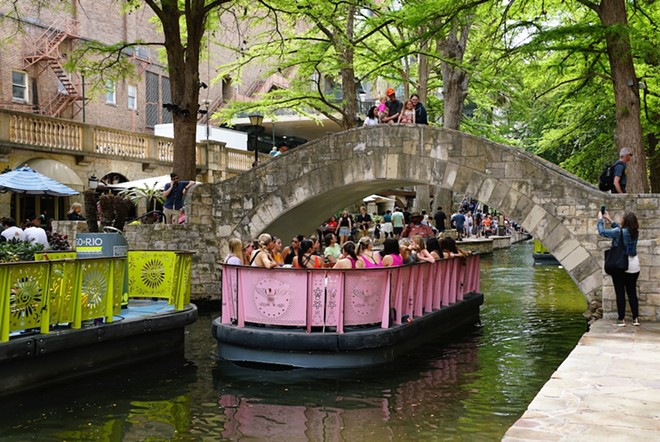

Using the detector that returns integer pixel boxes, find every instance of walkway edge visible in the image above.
[503,319,660,441]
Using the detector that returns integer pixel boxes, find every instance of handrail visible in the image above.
[221,255,480,332]
[0,251,193,342]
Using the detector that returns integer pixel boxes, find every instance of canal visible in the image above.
[0,242,587,441]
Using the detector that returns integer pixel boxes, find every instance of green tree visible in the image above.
[217,0,394,129]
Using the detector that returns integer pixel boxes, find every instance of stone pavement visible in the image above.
[503,320,660,441]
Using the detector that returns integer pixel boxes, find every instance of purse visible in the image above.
[604,227,628,275]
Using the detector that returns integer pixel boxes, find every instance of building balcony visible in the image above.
[0,108,261,181]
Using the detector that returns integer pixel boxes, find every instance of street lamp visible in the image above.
[249,113,263,167]
[88,174,99,190]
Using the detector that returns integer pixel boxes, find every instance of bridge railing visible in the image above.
[0,109,258,174]
[221,255,480,332]
[0,250,193,342]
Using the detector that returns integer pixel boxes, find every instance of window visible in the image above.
[145,72,159,127]
[12,71,28,102]
[161,76,172,124]
[127,85,137,109]
[105,81,116,105]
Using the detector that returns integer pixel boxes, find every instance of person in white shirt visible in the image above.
[363,106,379,127]
[24,216,49,249]
[1,217,27,242]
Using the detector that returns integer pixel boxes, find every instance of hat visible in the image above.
[386,87,395,96]
[619,147,632,157]
[411,212,423,219]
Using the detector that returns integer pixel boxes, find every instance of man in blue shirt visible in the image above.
[451,210,466,241]
[162,172,194,224]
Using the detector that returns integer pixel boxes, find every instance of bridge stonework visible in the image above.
[138,126,658,321]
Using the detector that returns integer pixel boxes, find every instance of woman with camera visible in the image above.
[598,209,640,327]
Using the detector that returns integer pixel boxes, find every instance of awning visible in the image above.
[363,194,396,203]
[24,158,84,188]
[107,175,200,190]
[0,166,79,196]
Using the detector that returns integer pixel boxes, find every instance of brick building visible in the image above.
[0,2,342,221]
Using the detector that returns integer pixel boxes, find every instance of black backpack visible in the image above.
[598,163,615,191]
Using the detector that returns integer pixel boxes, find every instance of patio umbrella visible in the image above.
[362,194,396,204]
[0,166,79,196]
[106,174,200,190]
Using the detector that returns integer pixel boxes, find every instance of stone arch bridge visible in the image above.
[177,126,658,320]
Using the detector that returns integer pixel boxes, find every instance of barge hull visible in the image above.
[0,304,197,398]
[213,292,483,369]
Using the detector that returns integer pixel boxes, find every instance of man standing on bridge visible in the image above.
[163,172,194,224]
[613,147,633,194]
[381,88,402,124]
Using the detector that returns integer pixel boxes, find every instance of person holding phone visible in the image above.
[597,208,641,326]
[162,172,194,224]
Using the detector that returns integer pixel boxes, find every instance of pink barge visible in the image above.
[212,255,483,368]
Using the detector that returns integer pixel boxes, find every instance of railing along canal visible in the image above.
[0,250,193,342]
[221,255,480,332]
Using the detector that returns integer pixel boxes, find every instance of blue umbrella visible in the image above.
[0,166,79,196]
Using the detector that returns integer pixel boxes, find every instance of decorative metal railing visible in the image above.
[0,250,192,342]
[221,255,480,332]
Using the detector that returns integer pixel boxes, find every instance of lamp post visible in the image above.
[248,113,263,167]
[88,174,99,190]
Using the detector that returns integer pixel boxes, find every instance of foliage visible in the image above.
[99,194,134,231]
[84,189,99,233]
[0,240,44,263]
[119,184,164,213]
[46,232,72,251]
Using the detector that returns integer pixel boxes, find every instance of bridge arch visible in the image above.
[189,125,658,320]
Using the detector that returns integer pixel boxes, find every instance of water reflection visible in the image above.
[213,334,481,440]
[0,242,587,441]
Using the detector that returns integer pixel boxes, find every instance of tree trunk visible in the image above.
[648,133,659,192]
[341,63,357,130]
[598,0,649,192]
[340,5,357,130]
[417,37,429,104]
[439,19,471,130]
[159,1,205,181]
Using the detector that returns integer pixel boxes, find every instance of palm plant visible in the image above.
[119,183,164,213]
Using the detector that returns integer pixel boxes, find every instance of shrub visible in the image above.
[0,240,44,263]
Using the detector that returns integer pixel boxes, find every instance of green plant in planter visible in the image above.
[119,183,164,213]
[84,189,99,233]
[0,240,45,262]
[47,232,72,251]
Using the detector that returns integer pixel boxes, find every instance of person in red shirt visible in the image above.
[401,212,434,239]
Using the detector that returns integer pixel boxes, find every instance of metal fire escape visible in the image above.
[23,18,83,118]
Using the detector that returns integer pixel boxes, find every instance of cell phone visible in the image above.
[600,205,606,215]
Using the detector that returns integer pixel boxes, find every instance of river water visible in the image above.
[0,242,587,441]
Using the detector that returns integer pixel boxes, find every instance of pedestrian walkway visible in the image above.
[503,320,660,441]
